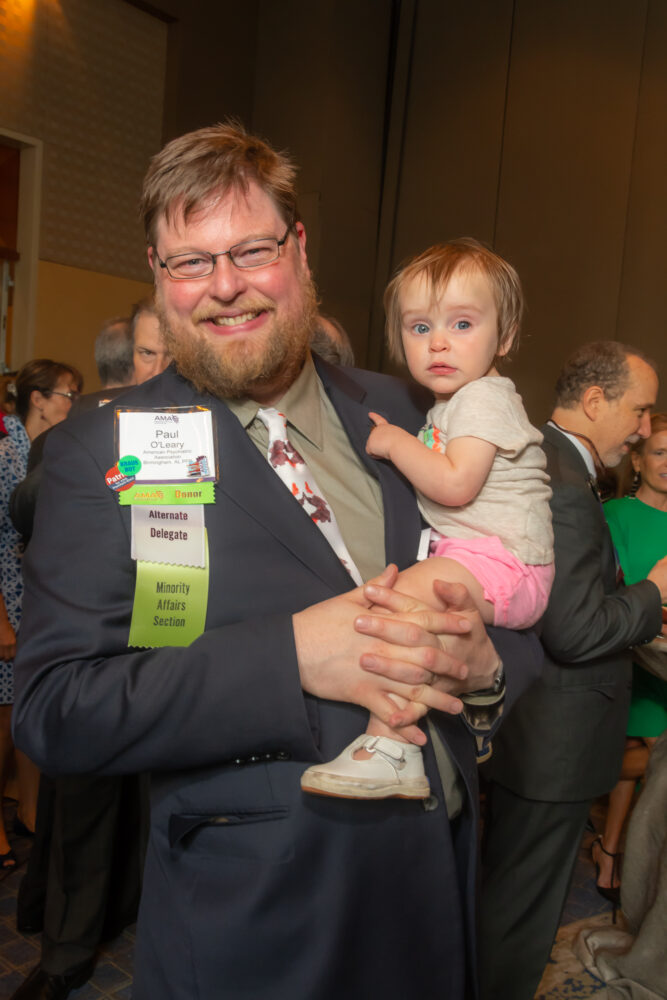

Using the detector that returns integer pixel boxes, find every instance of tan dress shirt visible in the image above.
[226,353,506,817]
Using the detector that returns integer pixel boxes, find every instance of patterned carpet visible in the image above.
[0,798,618,999]
[535,801,620,999]
[535,834,615,998]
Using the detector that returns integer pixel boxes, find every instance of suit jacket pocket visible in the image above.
[557,681,617,695]
[169,807,293,864]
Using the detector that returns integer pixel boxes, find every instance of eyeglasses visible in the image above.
[155,226,293,280]
[49,390,80,401]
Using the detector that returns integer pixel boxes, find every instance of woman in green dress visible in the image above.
[592,412,667,899]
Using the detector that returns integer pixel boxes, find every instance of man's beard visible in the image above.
[156,271,319,400]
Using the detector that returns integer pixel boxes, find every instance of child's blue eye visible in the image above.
[454,320,471,330]
[413,323,430,335]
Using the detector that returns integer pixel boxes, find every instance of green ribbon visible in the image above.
[128,534,210,648]
[119,482,215,506]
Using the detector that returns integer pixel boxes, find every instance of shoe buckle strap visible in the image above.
[363,736,406,769]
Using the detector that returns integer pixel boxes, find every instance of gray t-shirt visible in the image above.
[418,376,553,565]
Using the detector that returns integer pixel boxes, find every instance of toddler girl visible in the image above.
[301,238,554,799]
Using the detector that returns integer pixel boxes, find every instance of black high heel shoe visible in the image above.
[591,835,621,917]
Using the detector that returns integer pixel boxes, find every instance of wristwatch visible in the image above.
[470,658,505,698]
[491,658,505,693]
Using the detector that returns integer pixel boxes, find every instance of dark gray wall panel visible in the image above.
[392,0,513,259]
[616,0,667,408]
[494,0,647,420]
[253,0,392,364]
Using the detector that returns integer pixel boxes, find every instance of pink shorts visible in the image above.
[430,534,554,629]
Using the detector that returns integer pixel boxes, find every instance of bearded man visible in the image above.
[13,122,541,1000]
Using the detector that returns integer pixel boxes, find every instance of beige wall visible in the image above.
[0,0,166,283]
[1,0,166,366]
[34,261,152,392]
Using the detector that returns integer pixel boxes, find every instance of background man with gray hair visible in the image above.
[67,318,136,416]
[480,341,667,1000]
[94,317,135,389]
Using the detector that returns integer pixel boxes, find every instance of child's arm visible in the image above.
[367,412,496,507]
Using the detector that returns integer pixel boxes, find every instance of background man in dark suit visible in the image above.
[480,341,667,1000]
[13,122,541,1000]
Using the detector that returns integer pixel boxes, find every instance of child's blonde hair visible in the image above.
[384,237,523,364]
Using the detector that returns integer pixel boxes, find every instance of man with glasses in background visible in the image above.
[130,298,171,384]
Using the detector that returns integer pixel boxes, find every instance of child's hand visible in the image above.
[366,411,399,460]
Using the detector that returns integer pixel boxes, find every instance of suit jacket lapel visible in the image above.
[541,420,616,570]
[542,422,602,499]
[317,361,423,572]
[541,422,589,478]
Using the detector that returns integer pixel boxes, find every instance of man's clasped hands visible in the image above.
[293,561,502,746]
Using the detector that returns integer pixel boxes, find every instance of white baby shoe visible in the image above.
[300,734,430,799]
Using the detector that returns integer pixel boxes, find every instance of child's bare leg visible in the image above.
[390,556,495,624]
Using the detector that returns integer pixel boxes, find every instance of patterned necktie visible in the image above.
[256,407,363,585]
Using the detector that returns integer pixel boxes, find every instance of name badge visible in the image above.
[116,408,215,647]
[117,408,216,484]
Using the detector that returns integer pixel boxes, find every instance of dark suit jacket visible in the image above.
[486,423,661,803]
[9,387,134,543]
[13,361,541,999]
[68,385,134,417]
